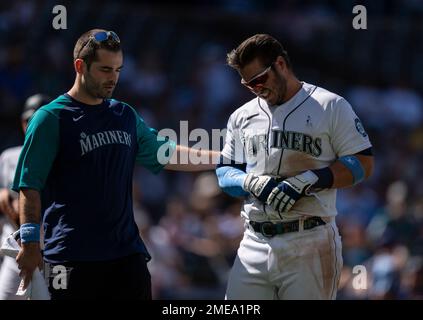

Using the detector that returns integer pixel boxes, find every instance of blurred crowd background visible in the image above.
[0,0,422,299]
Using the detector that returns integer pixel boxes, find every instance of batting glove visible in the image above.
[266,170,319,215]
[243,173,278,203]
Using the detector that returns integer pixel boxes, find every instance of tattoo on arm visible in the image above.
[19,189,41,225]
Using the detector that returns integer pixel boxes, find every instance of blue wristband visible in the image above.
[311,167,334,189]
[338,155,365,185]
[20,223,40,243]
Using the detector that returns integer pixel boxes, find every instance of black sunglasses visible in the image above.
[77,31,120,58]
[241,63,274,90]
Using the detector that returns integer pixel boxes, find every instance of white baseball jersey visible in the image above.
[0,146,22,192]
[0,146,25,300]
[221,82,372,222]
[0,146,21,245]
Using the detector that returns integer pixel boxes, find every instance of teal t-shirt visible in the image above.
[13,94,176,263]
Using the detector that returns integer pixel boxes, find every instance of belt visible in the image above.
[249,216,326,237]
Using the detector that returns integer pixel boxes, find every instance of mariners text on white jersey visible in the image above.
[221,82,372,222]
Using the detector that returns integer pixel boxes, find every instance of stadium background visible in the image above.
[0,0,422,299]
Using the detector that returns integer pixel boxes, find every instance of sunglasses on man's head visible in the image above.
[77,31,121,58]
[241,64,273,89]
[91,31,120,44]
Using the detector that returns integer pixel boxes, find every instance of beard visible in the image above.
[83,72,115,100]
[263,72,288,107]
[274,73,287,105]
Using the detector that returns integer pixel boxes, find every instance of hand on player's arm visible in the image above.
[15,188,43,290]
[164,145,220,171]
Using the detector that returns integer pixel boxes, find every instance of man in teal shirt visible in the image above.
[13,29,218,299]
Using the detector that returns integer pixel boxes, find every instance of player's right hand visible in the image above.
[16,242,43,289]
[242,173,278,203]
[266,170,319,215]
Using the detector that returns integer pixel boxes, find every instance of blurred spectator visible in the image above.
[367,181,419,250]
[127,49,169,101]
[339,219,372,268]
[382,83,423,128]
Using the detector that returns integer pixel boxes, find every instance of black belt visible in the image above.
[249,216,326,237]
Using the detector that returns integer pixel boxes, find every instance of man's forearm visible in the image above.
[329,154,374,188]
[19,188,41,225]
[16,188,42,289]
[165,145,220,171]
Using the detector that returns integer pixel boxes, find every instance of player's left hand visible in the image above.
[16,242,43,290]
[243,173,278,202]
[266,171,318,215]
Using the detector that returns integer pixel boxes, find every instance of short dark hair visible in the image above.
[227,34,292,71]
[73,29,121,69]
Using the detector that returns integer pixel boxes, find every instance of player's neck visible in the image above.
[283,77,303,103]
[68,83,103,106]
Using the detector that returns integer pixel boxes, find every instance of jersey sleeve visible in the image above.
[329,98,372,157]
[134,114,176,174]
[12,110,60,192]
[221,113,246,164]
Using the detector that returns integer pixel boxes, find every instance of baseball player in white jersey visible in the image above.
[0,94,50,299]
[216,34,374,299]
